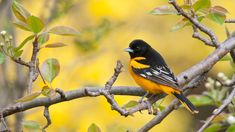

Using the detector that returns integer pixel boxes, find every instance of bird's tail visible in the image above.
[173,92,199,114]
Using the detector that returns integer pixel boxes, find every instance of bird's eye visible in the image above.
[136,46,140,50]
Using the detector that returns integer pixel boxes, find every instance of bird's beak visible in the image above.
[124,47,134,53]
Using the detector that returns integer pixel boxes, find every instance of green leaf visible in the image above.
[0,52,5,64]
[15,34,35,51]
[41,86,56,97]
[26,15,44,33]
[49,26,79,36]
[15,92,41,102]
[12,21,30,31]
[158,105,165,111]
[22,120,41,130]
[38,32,49,46]
[230,60,235,70]
[188,95,214,106]
[181,4,192,10]
[87,123,101,132]
[13,50,23,57]
[193,0,211,12]
[220,55,231,61]
[122,100,138,109]
[150,5,178,15]
[227,125,235,132]
[44,43,67,48]
[209,6,228,16]
[204,123,222,132]
[170,18,190,32]
[207,13,226,25]
[41,58,60,83]
[12,1,30,22]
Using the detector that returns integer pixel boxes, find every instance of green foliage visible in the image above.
[204,123,223,132]
[41,58,60,83]
[0,52,5,64]
[188,95,214,106]
[44,43,67,48]
[220,55,232,61]
[12,21,30,31]
[13,49,23,58]
[75,19,119,53]
[38,32,49,46]
[12,1,30,22]
[150,5,177,15]
[49,26,79,36]
[22,120,41,130]
[227,125,235,132]
[15,35,35,51]
[151,0,229,31]
[193,0,211,12]
[207,13,226,25]
[171,18,190,32]
[26,15,44,33]
[15,92,41,102]
[87,123,101,132]
[41,86,56,97]
[122,100,138,109]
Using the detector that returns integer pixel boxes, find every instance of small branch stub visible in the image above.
[43,106,51,130]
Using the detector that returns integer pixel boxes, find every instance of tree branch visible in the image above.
[2,34,235,122]
[11,58,30,67]
[225,19,235,23]
[138,73,206,132]
[169,0,220,46]
[2,86,144,118]
[192,26,214,47]
[197,86,235,132]
[42,106,51,130]
[27,36,40,93]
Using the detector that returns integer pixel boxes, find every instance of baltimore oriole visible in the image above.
[125,39,198,114]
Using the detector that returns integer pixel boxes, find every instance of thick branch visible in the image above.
[197,86,235,132]
[138,73,206,131]
[178,36,235,85]
[2,86,144,117]
[138,99,179,132]
[27,36,39,93]
[3,34,235,119]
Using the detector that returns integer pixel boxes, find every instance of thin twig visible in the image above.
[101,60,129,116]
[169,0,220,46]
[197,86,235,132]
[42,106,51,130]
[225,19,235,23]
[192,26,214,47]
[36,60,46,85]
[105,60,123,91]
[0,111,9,131]
[11,58,30,67]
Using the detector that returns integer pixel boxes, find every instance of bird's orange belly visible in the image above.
[129,66,177,94]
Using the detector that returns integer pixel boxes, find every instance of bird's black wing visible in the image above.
[132,65,179,89]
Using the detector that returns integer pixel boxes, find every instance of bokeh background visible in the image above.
[0,0,235,131]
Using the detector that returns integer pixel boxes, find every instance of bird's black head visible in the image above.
[125,39,151,58]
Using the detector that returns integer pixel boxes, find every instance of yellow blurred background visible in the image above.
[2,0,235,131]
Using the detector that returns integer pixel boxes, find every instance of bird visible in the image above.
[125,39,198,114]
